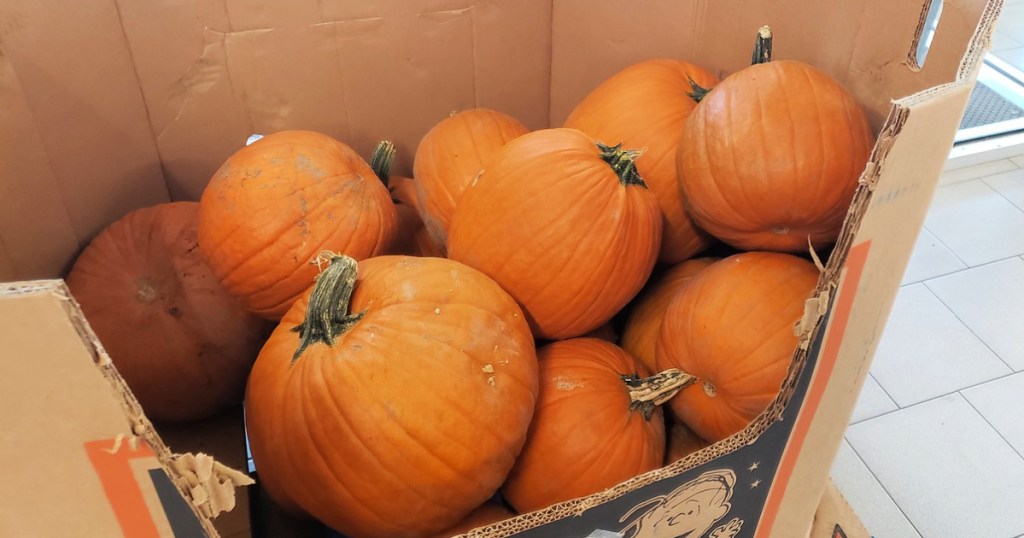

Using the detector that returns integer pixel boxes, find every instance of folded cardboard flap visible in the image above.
[0,280,251,537]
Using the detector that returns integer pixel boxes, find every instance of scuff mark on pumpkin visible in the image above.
[482,364,495,374]
[487,376,496,386]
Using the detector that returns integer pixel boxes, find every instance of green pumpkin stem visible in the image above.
[687,76,711,103]
[751,25,773,65]
[597,142,647,188]
[622,368,698,420]
[370,140,397,187]
[290,252,366,363]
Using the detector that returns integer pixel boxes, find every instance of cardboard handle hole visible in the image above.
[910,0,945,70]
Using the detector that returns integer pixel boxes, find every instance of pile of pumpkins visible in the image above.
[66,28,873,538]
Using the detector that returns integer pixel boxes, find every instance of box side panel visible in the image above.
[115,0,552,201]
[550,0,988,128]
[763,85,974,537]
[0,0,169,268]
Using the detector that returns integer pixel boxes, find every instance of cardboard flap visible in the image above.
[0,281,252,537]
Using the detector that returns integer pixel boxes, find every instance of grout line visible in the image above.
[961,392,1024,462]
[922,250,1024,281]
[923,275,1020,373]
[842,438,925,538]
[918,220,972,268]
[981,175,1024,214]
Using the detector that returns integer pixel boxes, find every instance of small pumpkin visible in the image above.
[448,128,662,340]
[656,251,819,442]
[666,421,711,464]
[564,59,719,263]
[66,202,270,422]
[501,338,694,513]
[371,141,445,257]
[198,130,397,319]
[677,27,873,252]
[245,254,538,538]
[414,108,529,248]
[620,257,718,373]
[427,501,514,538]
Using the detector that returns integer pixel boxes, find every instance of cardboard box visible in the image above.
[0,281,253,537]
[0,0,1001,536]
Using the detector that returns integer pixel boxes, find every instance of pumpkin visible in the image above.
[426,501,514,538]
[413,108,529,248]
[677,27,873,252]
[448,128,662,340]
[501,338,694,513]
[371,141,445,257]
[656,251,819,442]
[198,130,397,319]
[244,254,538,538]
[583,323,619,344]
[666,421,711,464]
[620,257,718,373]
[564,59,719,263]
[66,202,270,422]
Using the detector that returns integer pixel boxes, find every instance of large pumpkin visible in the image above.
[620,257,717,373]
[448,128,662,340]
[564,59,719,263]
[502,338,694,513]
[245,254,538,538]
[413,108,529,248]
[677,28,873,252]
[656,252,819,442]
[66,202,270,422]
[198,130,397,319]
[372,141,445,258]
[427,501,514,538]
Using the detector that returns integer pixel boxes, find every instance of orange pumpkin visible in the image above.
[372,141,445,257]
[427,501,514,538]
[564,59,719,263]
[66,202,270,422]
[677,28,873,252]
[198,130,397,319]
[502,338,694,513]
[656,252,819,442]
[666,421,711,464]
[245,254,538,538]
[448,128,662,340]
[620,257,718,373]
[414,108,529,248]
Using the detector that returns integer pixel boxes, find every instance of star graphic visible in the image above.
[748,461,760,471]
[750,479,761,489]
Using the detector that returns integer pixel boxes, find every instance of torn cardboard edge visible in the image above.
[1,280,253,536]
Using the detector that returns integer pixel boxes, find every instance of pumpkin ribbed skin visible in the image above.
[245,255,538,538]
[448,128,662,340]
[656,252,819,442]
[564,59,719,263]
[198,130,397,319]
[502,338,665,513]
[620,257,717,373]
[66,202,269,422]
[426,501,514,538]
[413,108,529,248]
[666,421,711,464]
[678,60,873,252]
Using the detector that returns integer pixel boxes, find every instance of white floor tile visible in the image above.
[963,372,1024,458]
[830,440,921,538]
[993,32,1024,52]
[870,285,1011,407]
[927,258,1024,370]
[850,374,898,424]
[938,159,1017,186]
[1010,154,1024,169]
[924,180,1024,266]
[846,394,1024,538]
[985,167,1024,211]
[901,228,967,284]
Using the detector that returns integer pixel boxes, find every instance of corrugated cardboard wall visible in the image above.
[0,0,986,282]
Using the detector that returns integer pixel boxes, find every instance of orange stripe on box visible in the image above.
[84,438,162,538]
[754,240,872,537]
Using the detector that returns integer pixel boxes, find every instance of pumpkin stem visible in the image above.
[751,25,773,65]
[687,76,711,103]
[597,142,647,188]
[370,140,397,188]
[622,368,698,420]
[290,252,366,363]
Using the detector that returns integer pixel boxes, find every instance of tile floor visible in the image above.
[991,0,1024,69]
[831,150,1024,537]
